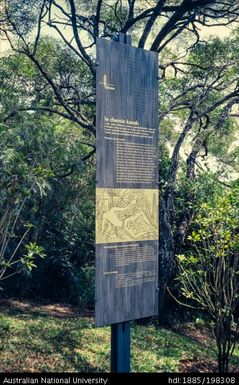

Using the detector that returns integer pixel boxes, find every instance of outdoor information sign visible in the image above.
[95,37,159,327]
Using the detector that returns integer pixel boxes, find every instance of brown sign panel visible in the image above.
[95,38,159,327]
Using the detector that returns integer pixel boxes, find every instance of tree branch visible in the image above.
[138,0,166,48]
[26,52,95,132]
[68,0,95,73]
[57,148,96,178]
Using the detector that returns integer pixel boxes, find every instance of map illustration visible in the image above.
[96,188,158,244]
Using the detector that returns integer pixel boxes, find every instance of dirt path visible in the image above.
[0,298,94,318]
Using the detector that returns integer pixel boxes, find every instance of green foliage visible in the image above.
[22,242,46,271]
[6,0,43,35]
[78,266,95,308]
[177,187,239,371]
[178,187,239,303]
[0,317,10,333]
[0,47,95,304]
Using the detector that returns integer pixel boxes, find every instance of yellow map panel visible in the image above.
[96,188,158,244]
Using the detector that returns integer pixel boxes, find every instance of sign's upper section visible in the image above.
[96,38,158,190]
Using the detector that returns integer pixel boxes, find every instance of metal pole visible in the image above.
[111,321,130,372]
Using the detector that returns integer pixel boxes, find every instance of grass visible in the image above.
[0,300,238,372]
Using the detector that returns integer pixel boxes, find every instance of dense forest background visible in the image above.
[0,0,239,372]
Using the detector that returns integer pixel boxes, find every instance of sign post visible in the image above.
[111,321,130,372]
[95,33,159,372]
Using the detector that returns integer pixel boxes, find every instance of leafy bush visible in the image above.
[177,187,239,372]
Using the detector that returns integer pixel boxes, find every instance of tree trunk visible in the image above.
[158,196,175,311]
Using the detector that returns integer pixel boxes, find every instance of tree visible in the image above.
[158,34,239,301]
[0,115,47,284]
[1,0,239,128]
[0,1,239,304]
[0,49,96,302]
[177,187,239,372]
